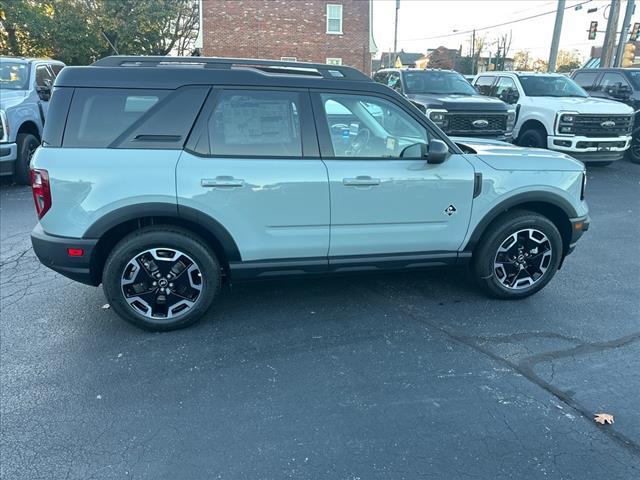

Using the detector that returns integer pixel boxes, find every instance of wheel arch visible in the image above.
[17,120,41,140]
[465,192,576,257]
[516,118,548,140]
[86,203,241,284]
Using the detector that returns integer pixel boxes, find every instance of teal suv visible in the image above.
[30,56,590,331]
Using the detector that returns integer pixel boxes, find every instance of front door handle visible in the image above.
[201,176,245,188]
[343,176,381,187]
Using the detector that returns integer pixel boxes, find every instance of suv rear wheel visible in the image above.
[473,210,563,299]
[102,226,221,331]
[15,133,40,185]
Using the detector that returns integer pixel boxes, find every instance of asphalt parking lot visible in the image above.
[1,158,639,479]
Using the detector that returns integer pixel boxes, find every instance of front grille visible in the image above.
[573,115,633,137]
[447,113,507,135]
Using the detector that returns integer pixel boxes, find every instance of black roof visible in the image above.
[55,55,383,92]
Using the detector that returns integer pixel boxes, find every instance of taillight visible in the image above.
[31,168,51,219]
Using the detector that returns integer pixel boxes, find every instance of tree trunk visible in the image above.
[1,19,21,55]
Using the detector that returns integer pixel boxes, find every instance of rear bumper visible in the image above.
[0,142,17,176]
[31,224,99,286]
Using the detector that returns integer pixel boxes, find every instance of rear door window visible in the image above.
[206,90,304,157]
[64,89,168,148]
[35,65,54,88]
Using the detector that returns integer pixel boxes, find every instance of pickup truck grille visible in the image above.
[447,113,507,135]
[573,115,633,137]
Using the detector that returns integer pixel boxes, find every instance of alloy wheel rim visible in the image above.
[493,229,552,290]
[120,248,203,320]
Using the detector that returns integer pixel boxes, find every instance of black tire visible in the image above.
[102,226,221,331]
[473,210,563,300]
[516,127,546,149]
[626,134,640,164]
[14,133,40,185]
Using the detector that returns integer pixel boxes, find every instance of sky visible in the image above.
[371,0,639,62]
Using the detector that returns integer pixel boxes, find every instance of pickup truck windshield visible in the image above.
[403,71,477,96]
[519,75,587,98]
[0,61,30,90]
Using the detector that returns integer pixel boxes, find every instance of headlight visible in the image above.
[426,109,448,129]
[556,111,578,135]
[506,109,516,132]
[0,110,7,143]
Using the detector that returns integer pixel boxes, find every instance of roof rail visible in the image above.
[92,56,372,81]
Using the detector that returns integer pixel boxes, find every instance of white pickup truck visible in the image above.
[472,72,634,165]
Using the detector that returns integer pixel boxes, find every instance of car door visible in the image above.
[311,91,475,260]
[177,88,330,263]
[593,72,633,106]
[492,77,520,105]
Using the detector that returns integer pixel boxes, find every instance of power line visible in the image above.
[398,0,593,42]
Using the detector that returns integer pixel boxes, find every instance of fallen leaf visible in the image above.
[101,303,110,309]
[594,413,614,425]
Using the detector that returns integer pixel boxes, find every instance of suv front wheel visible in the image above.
[102,226,221,331]
[473,210,563,299]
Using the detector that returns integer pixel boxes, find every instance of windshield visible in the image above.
[518,75,587,98]
[403,71,477,96]
[0,61,30,90]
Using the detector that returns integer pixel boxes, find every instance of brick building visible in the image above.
[199,0,377,74]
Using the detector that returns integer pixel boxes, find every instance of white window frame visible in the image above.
[280,56,297,62]
[326,4,343,34]
[326,57,342,65]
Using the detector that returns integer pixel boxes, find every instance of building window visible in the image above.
[326,4,343,34]
[281,57,297,62]
[326,58,342,65]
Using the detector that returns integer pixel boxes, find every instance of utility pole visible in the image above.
[392,0,400,67]
[614,0,635,66]
[471,29,476,74]
[548,0,566,72]
[600,0,621,68]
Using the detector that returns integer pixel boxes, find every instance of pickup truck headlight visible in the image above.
[556,112,578,136]
[506,109,516,133]
[426,109,448,129]
[0,110,7,143]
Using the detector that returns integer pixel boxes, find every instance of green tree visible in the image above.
[0,0,198,65]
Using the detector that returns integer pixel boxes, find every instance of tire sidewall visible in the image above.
[517,128,546,149]
[15,134,40,185]
[103,229,220,331]
[474,213,563,299]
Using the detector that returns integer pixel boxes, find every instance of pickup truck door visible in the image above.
[312,91,475,263]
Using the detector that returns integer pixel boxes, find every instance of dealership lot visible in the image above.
[1,159,639,479]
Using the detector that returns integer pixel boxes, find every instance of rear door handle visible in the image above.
[343,176,381,187]
[201,176,244,188]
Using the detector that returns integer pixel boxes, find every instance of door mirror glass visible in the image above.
[427,139,448,164]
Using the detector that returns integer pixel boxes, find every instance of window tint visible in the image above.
[474,76,495,95]
[208,90,303,157]
[572,72,599,91]
[494,77,519,104]
[599,72,629,90]
[387,72,403,94]
[35,65,54,88]
[320,93,429,158]
[64,88,168,148]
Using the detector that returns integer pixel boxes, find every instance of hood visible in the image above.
[0,90,28,110]
[452,137,584,171]
[406,93,509,112]
[531,95,634,114]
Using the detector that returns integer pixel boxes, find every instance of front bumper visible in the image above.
[0,142,17,176]
[447,131,513,143]
[31,224,99,286]
[548,135,631,163]
[566,215,590,256]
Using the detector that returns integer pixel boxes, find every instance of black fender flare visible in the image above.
[83,202,241,261]
[463,191,578,253]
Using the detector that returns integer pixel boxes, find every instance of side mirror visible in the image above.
[36,81,52,101]
[611,85,632,99]
[427,139,449,164]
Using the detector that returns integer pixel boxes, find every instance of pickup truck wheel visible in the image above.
[516,128,546,149]
[627,134,640,164]
[102,226,221,331]
[14,133,40,185]
[473,210,563,299]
